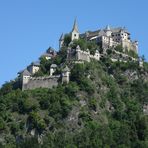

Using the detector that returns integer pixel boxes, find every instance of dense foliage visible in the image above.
[0,40,148,147]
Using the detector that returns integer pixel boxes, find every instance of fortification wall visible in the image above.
[77,50,90,62]
[121,40,138,53]
[22,76,60,90]
[67,47,100,62]
[130,43,138,53]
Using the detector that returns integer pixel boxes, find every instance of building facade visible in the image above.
[59,20,138,54]
[67,45,100,62]
[81,25,138,53]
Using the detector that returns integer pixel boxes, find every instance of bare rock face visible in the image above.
[123,70,138,81]
[66,106,80,130]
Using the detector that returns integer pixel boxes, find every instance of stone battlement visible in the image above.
[67,45,100,62]
[29,75,60,80]
[19,64,70,90]
[22,75,60,90]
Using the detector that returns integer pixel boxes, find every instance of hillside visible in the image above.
[0,41,148,147]
[0,20,148,147]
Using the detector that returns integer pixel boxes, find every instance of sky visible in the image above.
[0,0,148,87]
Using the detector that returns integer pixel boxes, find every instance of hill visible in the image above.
[0,22,148,147]
[0,46,148,148]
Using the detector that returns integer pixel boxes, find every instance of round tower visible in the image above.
[105,25,112,37]
[62,66,70,84]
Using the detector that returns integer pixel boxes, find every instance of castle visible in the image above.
[18,64,70,90]
[18,19,139,90]
[18,47,70,90]
[81,25,138,53]
[63,19,101,63]
[67,45,100,63]
[60,19,138,54]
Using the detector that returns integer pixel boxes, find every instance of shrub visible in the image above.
[28,111,46,133]
[0,117,5,130]
[65,82,79,97]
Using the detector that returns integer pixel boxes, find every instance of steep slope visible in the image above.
[0,54,148,147]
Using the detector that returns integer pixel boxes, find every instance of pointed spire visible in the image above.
[106,25,110,30]
[72,18,79,33]
[59,33,64,41]
[22,69,31,76]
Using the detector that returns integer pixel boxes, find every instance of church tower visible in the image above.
[71,19,79,41]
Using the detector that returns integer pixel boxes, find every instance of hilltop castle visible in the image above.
[18,20,139,90]
[60,19,138,54]
[18,47,70,90]
[18,64,70,90]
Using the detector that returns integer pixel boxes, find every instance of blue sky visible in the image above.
[0,0,148,86]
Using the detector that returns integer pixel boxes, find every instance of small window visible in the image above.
[74,34,77,37]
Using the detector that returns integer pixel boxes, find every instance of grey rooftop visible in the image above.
[59,33,64,41]
[18,69,31,76]
[80,26,130,38]
[32,61,40,66]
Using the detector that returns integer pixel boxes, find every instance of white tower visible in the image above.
[50,64,57,76]
[62,66,70,84]
[71,19,79,41]
[105,25,112,37]
[18,69,31,90]
[76,45,81,60]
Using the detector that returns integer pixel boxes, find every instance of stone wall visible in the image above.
[110,49,138,63]
[22,76,60,90]
[76,49,90,62]
[67,46,100,62]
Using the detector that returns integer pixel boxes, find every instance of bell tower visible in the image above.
[71,19,79,41]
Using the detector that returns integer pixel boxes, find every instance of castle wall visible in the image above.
[76,50,90,62]
[121,40,138,53]
[131,42,138,53]
[22,76,59,90]
[122,40,131,50]
[67,46,100,62]
[67,48,76,61]
[22,76,30,85]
